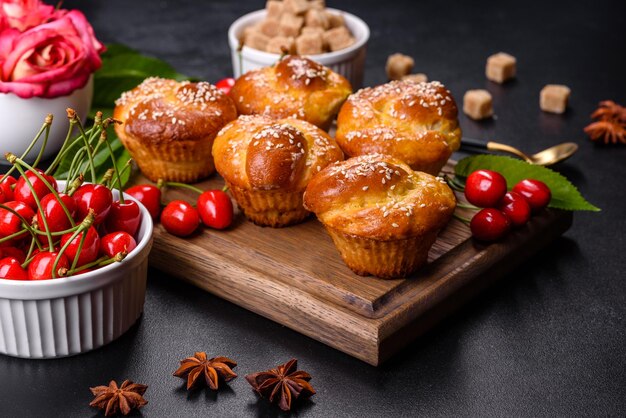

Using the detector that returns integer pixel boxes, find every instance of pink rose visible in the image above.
[0,10,105,98]
[0,0,57,32]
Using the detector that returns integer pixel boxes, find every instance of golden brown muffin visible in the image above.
[229,55,352,130]
[114,77,237,182]
[213,115,344,227]
[303,154,456,278]
[335,80,461,175]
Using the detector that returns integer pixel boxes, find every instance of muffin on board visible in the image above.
[335,80,461,175]
[303,154,456,278]
[114,77,237,182]
[229,55,352,130]
[213,114,344,227]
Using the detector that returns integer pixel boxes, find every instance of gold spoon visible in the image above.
[461,138,579,166]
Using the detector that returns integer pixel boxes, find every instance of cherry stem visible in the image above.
[21,237,39,269]
[53,210,94,279]
[111,159,133,190]
[453,212,471,224]
[70,230,88,271]
[221,184,229,193]
[1,117,51,183]
[159,181,204,195]
[59,251,126,277]
[12,156,76,228]
[102,131,125,204]
[444,174,465,192]
[31,120,51,170]
[66,148,87,189]
[100,168,114,186]
[456,202,479,210]
[8,161,54,251]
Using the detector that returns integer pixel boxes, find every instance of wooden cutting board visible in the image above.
[139,162,572,366]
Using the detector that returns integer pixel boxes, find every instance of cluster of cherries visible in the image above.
[0,164,141,281]
[462,169,552,241]
[125,182,234,238]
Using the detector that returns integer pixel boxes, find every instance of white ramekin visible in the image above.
[0,183,153,359]
[0,76,93,165]
[228,8,370,89]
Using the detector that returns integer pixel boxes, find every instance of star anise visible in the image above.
[173,352,237,390]
[584,100,626,145]
[89,380,148,416]
[245,358,315,411]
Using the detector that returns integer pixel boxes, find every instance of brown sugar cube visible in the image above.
[296,32,324,55]
[266,1,284,20]
[305,8,329,29]
[279,13,304,37]
[244,29,270,51]
[402,73,428,83]
[259,18,281,37]
[310,0,325,10]
[540,84,571,114]
[240,23,261,44]
[302,26,328,50]
[323,26,354,51]
[463,89,494,120]
[284,0,309,15]
[486,52,516,83]
[326,12,345,29]
[266,36,296,54]
[386,53,415,80]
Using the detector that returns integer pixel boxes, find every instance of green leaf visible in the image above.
[455,155,601,212]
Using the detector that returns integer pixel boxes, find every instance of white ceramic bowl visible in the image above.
[0,76,94,165]
[0,182,153,359]
[228,8,370,88]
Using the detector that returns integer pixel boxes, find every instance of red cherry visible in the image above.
[0,201,35,241]
[100,231,137,258]
[73,184,113,225]
[464,169,508,208]
[13,169,57,210]
[512,179,552,212]
[28,251,70,280]
[105,200,141,236]
[215,77,236,95]
[197,190,233,230]
[0,247,26,264]
[0,176,17,201]
[60,226,100,267]
[497,191,531,227]
[36,193,76,234]
[470,208,511,242]
[0,257,28,280]
[160,200,199,237]
[125,184,161,219]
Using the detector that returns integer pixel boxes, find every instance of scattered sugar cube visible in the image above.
[402,73,428,83]
[310,0,325,10]
[323,26,354,51]
[326,12,345,28]
[244,30,270,51]
[259,18,281,37]
[266,1,284,20]
[284,0,309,15]
[279,13,304,37]
[296,32,324,55]
[486,52,516,84]
[305,8,329,29]
[463,89,494,120]
[386,53,414,80]
[540,84,570,114]
[266,36,296,54]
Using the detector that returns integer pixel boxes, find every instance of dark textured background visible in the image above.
[1,0,625,417]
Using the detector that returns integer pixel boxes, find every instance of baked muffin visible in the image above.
[114,77,237,182]
[213,115,344,227]
[335,80,461,175]
[229,55,352,130]
[303,154,456,278]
